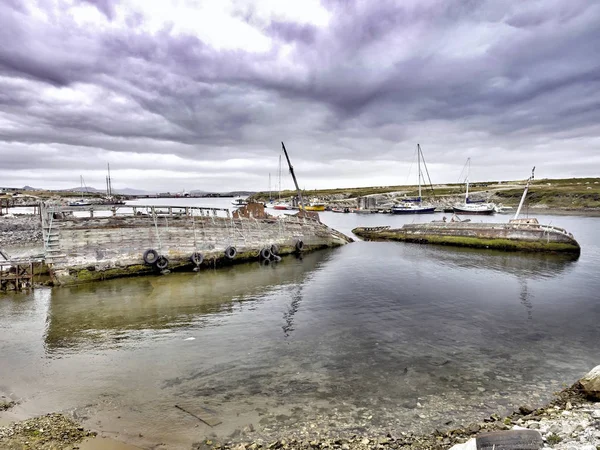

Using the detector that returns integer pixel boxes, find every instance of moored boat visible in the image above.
[272,202,296,210]
[231,197,248,207]
[391,202,436,214]
[391,144,435,215]
[299,203,326,212]
[68,200,92,207]
[452,158,496,215]
[452,203,495,215]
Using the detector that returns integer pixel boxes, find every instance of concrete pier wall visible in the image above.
[42,205,352,285]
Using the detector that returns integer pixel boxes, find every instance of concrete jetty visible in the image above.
[41,202,352,285]
[353,218,581,253]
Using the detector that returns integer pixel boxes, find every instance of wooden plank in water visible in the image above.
[175,403,222,427]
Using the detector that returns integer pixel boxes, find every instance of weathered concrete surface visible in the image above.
[42,204,352,285]
[353,221,580,253]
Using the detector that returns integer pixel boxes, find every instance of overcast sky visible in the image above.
[1,0,599,192]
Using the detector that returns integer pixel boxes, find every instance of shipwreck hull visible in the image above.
[352,222,580,254]
[41,204,351,285]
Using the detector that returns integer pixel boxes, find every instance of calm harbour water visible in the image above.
[1,199,599,449]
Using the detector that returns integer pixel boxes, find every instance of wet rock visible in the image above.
[0,413,95,449]
[0,400,16,411]
[467,424,480,433]
[579,365,600,400]
[519,405,535,415]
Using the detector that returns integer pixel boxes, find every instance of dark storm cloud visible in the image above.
[1,0,599,190]
[267,21,317,44]
[79,0,116,20]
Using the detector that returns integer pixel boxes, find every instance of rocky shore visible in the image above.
[0,214,42,248]
[0,413,96,449]
[196,367,600,450]
[0,367,599,449]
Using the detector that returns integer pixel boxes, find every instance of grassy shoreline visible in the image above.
[250,177,600,211]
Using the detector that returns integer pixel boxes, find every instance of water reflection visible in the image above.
[421,245,579,279]
[423,245,578,320]
[45,251,333,352]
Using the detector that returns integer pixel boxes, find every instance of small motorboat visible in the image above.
[69,200,92,207]
[272,202,295,210]
[231,197,248,207]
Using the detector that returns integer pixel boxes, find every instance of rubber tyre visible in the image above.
[190,252,204,266]
[270,244,279,255]
[295,240,304,252]
[260,247,271,260]
[224,246,237,260]
[143,249,159,265]
[155,255,169,270]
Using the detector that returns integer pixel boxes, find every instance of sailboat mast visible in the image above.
[465,158,470,203]
[278,155,282,201]
[514,167,535,220]
[281,142,305,211]
[107,163,112,197]
[417,144,422,200]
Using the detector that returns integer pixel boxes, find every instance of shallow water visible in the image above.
[1,201,599,449]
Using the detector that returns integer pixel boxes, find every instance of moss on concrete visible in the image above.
[55,243,335,286]
[353,228,581,254]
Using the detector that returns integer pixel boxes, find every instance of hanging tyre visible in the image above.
[260,247,271,260]
[224,246,237,260]
[143,249,159,265]
[295,240,304,252]
[190,252,204,266]
[270,244,279,256]
[155,255,169,270]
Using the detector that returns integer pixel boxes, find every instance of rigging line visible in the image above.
[419,147,436,198]
[458,158,470,184]
[405,146,418,185]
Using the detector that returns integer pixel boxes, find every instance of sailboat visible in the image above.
[69,175,92,206]
[391,144,436,214]
[272,155,296,210]
[452,158,495,215]
[102,163,125,205]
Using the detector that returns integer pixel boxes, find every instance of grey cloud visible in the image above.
[79,0,117,20]
[1,0,599,190]
[267,21,317,44]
